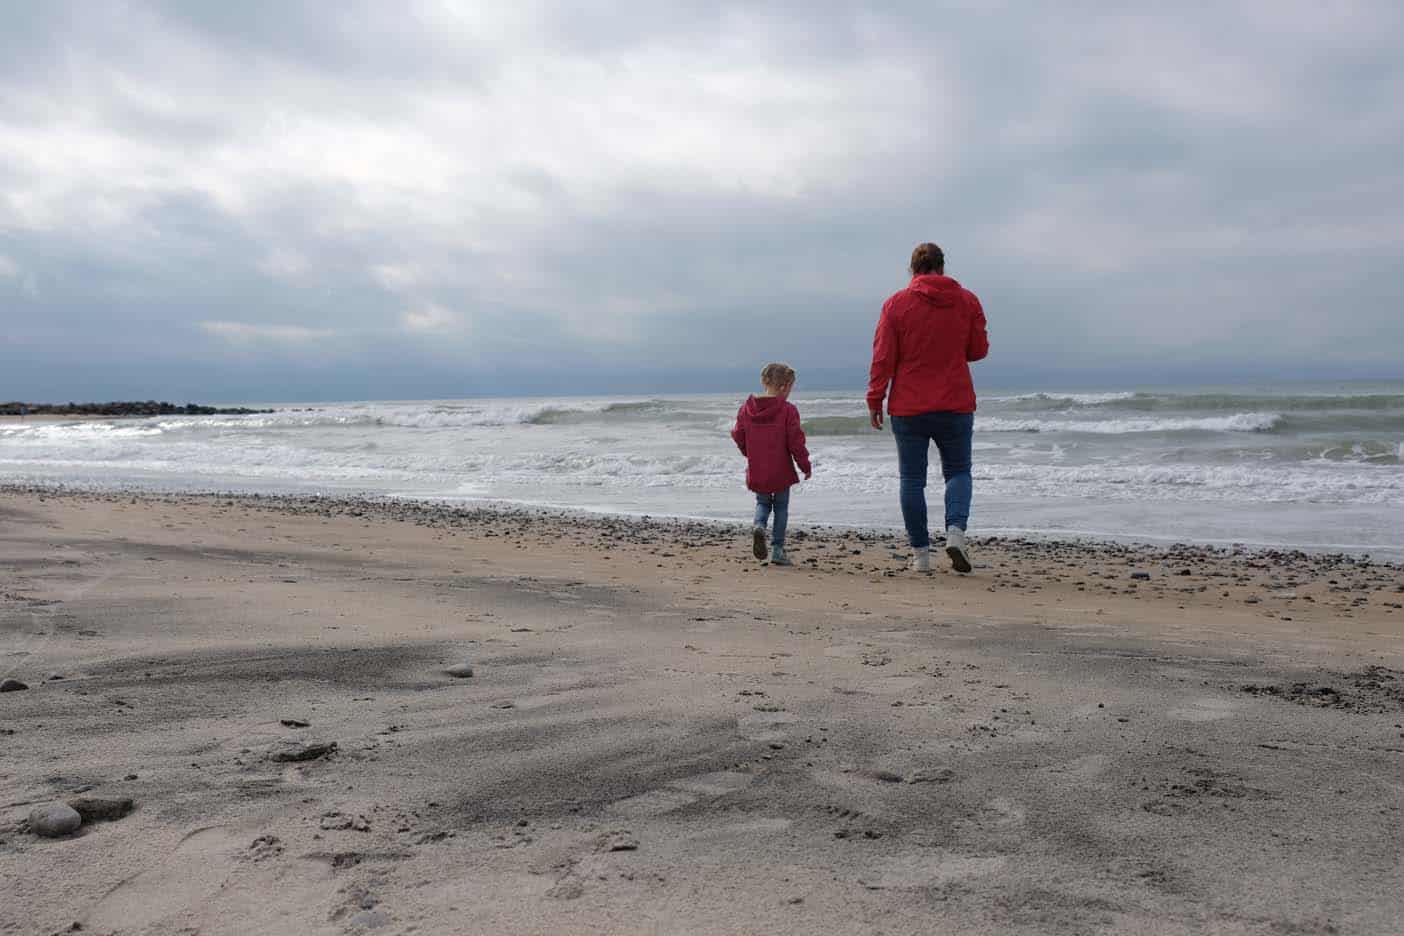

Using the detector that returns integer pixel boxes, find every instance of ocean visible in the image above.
[3,381,1403,558]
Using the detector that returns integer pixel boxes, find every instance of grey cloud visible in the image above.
[1,0,1402,402]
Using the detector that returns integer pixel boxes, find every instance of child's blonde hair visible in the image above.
[760,362,797,390]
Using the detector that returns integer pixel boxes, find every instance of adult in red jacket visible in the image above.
[867,242,988,573]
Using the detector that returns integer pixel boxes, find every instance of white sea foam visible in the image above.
[989,391,1139,405]
[3,391,1403,551]
[145,400,639,432]
[977,413,1284,434]
[975,461,1404,505]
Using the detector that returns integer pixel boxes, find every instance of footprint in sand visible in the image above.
[606,771,755,818]
[607,788,700,818]
[85,826,248,930]
[1166,696,1239,722]
[737,711,795,743]
[858,852,1007,890]
[86,825,336,931]
[1050,754,1112,779]
[952,797,1028,847]
[866,675,924,695]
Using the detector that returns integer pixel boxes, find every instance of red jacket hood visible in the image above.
[866,273,989,417]
[742,395,786,423]
[908,273,966,305]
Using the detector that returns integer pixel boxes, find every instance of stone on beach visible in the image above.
[321,811,371,832]
[596,830,639,852]
[29,803,82,838]
[445,663,474,678]
[68,796,135,823]
[906,768,956,784]
[268,740,337,762]
[0,679,28,692]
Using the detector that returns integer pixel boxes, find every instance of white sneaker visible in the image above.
[945,527,972,573]
[910,546,931,573]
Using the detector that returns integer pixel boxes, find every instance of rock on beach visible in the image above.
[0,679,28,693]
[68,796,135,823]
[596,830,639,852]
[268,740,337,763]
[29,803,82,838]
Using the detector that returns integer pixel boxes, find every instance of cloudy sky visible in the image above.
[2,1,1401,401]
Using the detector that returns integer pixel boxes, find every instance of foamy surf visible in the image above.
[978,413,1284,434]
[2,382,1402,555]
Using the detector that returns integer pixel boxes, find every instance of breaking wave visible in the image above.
[981,413,1284,434]
[802,416,873,436]
[800,411,1292,437]
[996,390,1404,414]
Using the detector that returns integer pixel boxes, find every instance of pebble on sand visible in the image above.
[321,811,371,832]
[68,796,135,823]
[596,830,639,852]
[905,768,956,784]
[445,663,474,678]
[0,679,29,692]
[29,803,83,838]
[268,740,338,762]
[1130,571,1151,580]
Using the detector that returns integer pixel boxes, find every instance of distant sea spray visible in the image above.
[2,383,1402,554]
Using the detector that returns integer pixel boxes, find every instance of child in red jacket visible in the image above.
[731,363,812,566]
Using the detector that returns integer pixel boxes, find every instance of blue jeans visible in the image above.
[891,412,973,549]
[753,488,790,550]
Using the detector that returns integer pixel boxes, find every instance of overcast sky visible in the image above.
[2,1,1401,401]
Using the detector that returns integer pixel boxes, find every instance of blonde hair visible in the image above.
[760,362,797,390]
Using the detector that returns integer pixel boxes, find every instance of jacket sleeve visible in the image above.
[965,291,989,362]
[787,407,811,476]
[730,407,747,455]
[866,301,898,412]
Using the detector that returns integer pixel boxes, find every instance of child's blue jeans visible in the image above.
[753,488,790,550]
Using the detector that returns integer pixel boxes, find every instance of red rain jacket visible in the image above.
[730,395,811,494]
[867,274,989,416]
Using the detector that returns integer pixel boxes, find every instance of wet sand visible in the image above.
[2,487,1403,935]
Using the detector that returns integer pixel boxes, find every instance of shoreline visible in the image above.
[4,481,1402,569]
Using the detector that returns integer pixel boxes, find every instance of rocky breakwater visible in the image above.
[0,401,273,417]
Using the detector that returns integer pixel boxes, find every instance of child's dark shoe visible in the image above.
[752,525,768,560]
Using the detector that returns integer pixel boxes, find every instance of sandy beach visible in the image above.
[3,486,1403,935]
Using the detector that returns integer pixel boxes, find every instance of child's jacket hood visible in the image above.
[741,394,786,424]
[731,395,811,495]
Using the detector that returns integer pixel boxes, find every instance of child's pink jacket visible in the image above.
[730,395,811,494]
